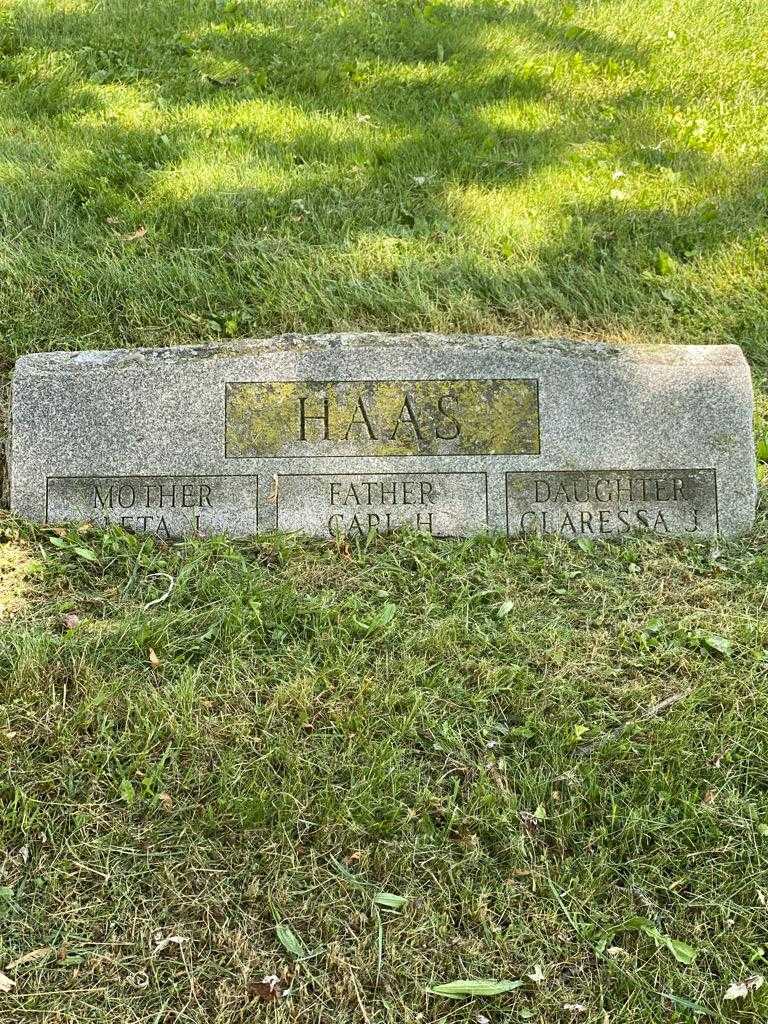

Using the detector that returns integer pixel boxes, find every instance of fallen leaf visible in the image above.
[157,792,173,812]
[153,934,186,955]
[5,948,53,971]
[702,789,717,805]
[723,975,764,1001]
[497,599,515,618]
[427,979,523,999]
[148,648,161,669]
[73,546,98,563]
[62,613,81,630]
[121,226,147,241]
[0,972,15,993]
[664,936,698,965]
[527,964,545,984]
[275,923,305,959]
[701,633,732,657]
[596,916,697,965]
[373,892,407,910]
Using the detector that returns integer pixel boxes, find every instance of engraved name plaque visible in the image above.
[275,472,488,538]
[225,379,540,458]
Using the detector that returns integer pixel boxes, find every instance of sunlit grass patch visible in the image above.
[2,0,768,351]
[0,540,38,618]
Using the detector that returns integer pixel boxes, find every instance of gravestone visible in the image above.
[8,333,756,540]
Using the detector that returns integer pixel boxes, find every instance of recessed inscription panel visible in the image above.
[225,379,540,458]
[276,472,488,538]
[506,469,718,538]
[46,475,258,539]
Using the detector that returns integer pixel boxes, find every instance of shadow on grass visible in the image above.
[0,0,765,360]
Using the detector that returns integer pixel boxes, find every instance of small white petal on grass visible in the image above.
[527,964,545,984]
[723,975,764,1001]
[610,188,628,201]
[153,935,187,955]
[563,1004,587,1014]
[251,975,289,1000]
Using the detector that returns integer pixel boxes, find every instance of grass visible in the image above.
[2,520,768,1022]
[1,0,768,364]
[1,0,768,1021]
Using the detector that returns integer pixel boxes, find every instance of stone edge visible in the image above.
[10,333,751,375]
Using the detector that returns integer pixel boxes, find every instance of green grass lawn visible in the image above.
[1,0,768,1021]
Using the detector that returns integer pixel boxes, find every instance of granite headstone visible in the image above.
[9,334,757,539]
